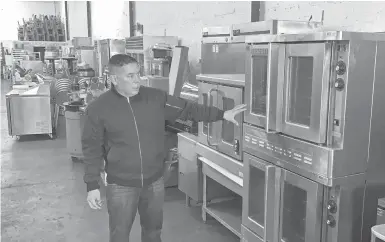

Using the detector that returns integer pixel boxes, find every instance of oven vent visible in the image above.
[125,36,144,51]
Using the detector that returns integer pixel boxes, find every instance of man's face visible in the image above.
[111,63,141,97]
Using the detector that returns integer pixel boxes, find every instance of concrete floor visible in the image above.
[1,82,239,242]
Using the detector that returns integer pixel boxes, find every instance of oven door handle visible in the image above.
[265,164,278,242]
[265,45,277,134]
[207,88,220,147]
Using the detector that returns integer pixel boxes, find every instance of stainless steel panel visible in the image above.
[244,43,279,131]
[243,153,278,242]
[241,224,264,242]
[361,41,385,242]
[6,97,13,136]
[179,156,202,202]
[196,74,245,87]
[324,175,366,242]
[243,123,333,185]
[278,170,323,242]
[8,96,52,136]
[201,43,246,74]
[201,26,231,44]
[201,37,231,44]
[196,142,243,179]
[245,31,385,44]
[202,26,231,36]
[177,132,198,160]
[333,40,378,178]
[279,42,331,144]
[177,133,200,201]
[232,20,323,43]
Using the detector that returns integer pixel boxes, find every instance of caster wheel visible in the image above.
[16,136,21,141]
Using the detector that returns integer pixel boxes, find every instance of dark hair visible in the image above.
[108,54,138,67]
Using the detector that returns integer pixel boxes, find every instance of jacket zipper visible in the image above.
[128,102,144,187]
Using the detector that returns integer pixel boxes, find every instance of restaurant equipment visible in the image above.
[125,35,178,76]
[177,132,239,206]
[149,43,173,77]
[196,74,245,161]
[242,31,385,242]
[178,21,324,239]
[94,39,126,77]
[201,20,322,75]
[64,104,86,161]
[6,84,55,139]
[168,46,189,97]
[193,73,245,239]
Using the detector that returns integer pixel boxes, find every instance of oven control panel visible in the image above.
[244,133,313,165]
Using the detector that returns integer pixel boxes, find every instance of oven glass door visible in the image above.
[279,170,323,242]
[279,42,331,143]
[217,85,243,160]
[243,153,278,242]
[245,43,279,132]
[198,82,220,148]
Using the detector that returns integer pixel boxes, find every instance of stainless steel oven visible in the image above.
[245,40,335,144]
[243,152,324,242]
[200,20,322,76]
[242,31,385,242]
[197,74,244,161]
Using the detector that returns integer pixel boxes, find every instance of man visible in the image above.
[82,54,246,242]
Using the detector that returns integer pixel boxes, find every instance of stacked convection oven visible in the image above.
[179,20,385,242]
[241,30,385,242]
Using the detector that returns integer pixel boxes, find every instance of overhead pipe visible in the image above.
[251,1,263,22]
[129,1,135,37]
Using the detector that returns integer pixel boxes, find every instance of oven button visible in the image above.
[326,215,336,228]
[336,61,346,75]
[327,200,337,213]
[334,78,345,91]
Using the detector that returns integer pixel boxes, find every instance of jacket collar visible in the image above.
[111,85,142,102]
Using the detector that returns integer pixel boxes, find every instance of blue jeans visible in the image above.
[106,177,165,242]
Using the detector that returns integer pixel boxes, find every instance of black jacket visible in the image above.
[82,86,224,192]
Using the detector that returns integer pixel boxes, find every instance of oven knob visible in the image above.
[336,61,346,75]
[334,78,345,91]
[327,200,337,213]
[326,215,336,228]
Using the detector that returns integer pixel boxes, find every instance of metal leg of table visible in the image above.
[185,195,191,207]
[202,173,207,222]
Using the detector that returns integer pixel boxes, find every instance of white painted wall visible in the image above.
[135,1,251,80]
[263,1,385,32]
[66,1,88,38]
[90,1,130,39]
[0,1,62,40]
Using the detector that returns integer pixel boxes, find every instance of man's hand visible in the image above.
[87,189,102,209]
[223,104,247,126]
